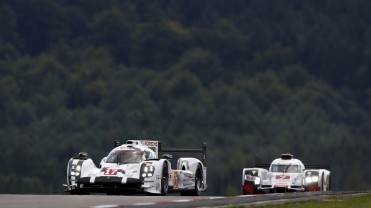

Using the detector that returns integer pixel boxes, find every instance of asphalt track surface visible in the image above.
[0,191,368,208]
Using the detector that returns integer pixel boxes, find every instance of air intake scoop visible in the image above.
[281,153,293,160]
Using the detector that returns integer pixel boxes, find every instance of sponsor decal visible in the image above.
[274,184,288,188]
[173,171,179,189]
[183,172,193,178]
[275,175,290,180]
[183,177,195,186]
[143,141,158,147]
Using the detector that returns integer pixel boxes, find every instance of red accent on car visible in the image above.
[275,175,290,179]
[308,186,321,191]
[242,185,254,194]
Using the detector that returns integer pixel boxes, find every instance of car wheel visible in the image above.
[182,164,202,196]
[161,163,169,195]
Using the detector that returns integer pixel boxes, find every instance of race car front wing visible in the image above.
[68,176,144,194]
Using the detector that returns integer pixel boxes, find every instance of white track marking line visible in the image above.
[209,196,226,199]
[92,205,119,208]
[173,199,192,202]
[132,202,155,206]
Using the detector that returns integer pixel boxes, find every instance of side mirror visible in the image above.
[114,140,120,147]
[78,152,88,160]
[163,154,172,160]
[99,157,107,168]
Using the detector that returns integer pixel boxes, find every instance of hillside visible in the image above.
[0,0,371,195]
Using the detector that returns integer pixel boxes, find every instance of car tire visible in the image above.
[181,164,202,196]
[161,163,169,196]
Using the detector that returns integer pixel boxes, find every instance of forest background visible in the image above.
[1,0,371,195]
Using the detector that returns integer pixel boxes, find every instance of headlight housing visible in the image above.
[141,165,155,178]
[244,174,260,185]
[254,177,261,185]
[69,164,82,178]
[303,176,319,185]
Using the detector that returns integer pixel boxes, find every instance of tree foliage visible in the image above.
[1,1,371,195]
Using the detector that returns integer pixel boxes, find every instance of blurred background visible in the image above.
[0,0,371,195]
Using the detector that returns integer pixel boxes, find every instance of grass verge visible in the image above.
[230,193,371,208]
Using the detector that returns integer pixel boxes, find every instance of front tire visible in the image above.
[161,163,169,195]
[321,173,324,191]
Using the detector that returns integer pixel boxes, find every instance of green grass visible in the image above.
[230,194,371,208]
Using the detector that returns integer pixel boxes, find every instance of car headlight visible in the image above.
[69,163,82,177]
[304,176,319,184]
[311,176,319,182]
[254,177,261,185]
[245,174,253,181]
[141,165,155,178]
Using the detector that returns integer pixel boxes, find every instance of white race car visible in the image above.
[241,153,331,194]
[65,140,207,195]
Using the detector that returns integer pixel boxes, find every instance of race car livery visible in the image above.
[65,140,207,195]
[241,153,331,194]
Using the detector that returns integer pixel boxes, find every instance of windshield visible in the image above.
[106,149,144,164]
[270,164,301,173]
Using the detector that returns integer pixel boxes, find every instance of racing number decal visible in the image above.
[104,169,119,175]
[275,175,290,180]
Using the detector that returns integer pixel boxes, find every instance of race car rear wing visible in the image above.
[255,163,331,171]
[115,139,207,165]
[159,142,207,166]
[304,164,331,170]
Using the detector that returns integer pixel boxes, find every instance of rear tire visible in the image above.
[181,164,202,196]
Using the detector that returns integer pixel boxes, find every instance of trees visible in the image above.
[1,0,371,195]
